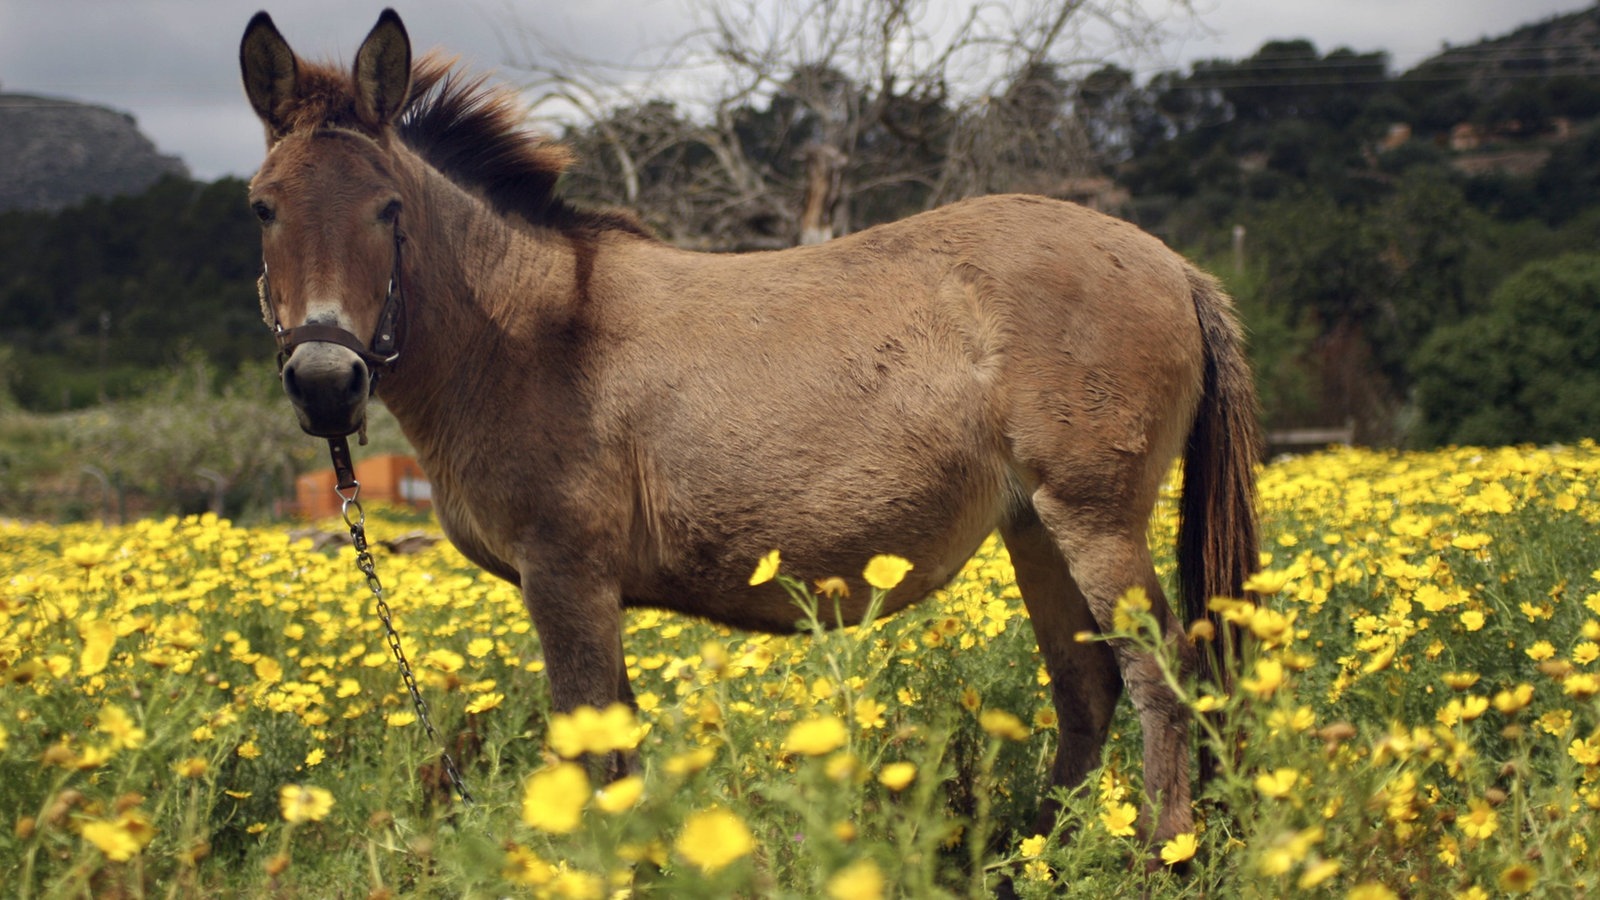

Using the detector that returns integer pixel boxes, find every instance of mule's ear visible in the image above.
[240,11,298,136]
[354,9,412,128]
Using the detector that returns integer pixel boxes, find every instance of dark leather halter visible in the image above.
[259,218,406,386]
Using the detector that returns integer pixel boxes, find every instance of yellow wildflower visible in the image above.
[173,757,208,779]
[825,752,858,781]
[1266,706,1315,732]
[1254,768,1300,799]
[1437,834,1460,866]
[97,706,146,751]
[79,621,117,677]
[1243,568,1292,594]
[1498,863,1537,894]
[82,818,142,861]
[1160,832,1198,865]
[1568,736,1600,767]
[1100,801,1138,836]
[1459,798,1497,840]
[253,656,284,684]
[979,708,1031,741]
[825,859,885,900]
[1113,586,1152,632]
[959,686,982,711]
[814,576,851,599]
[853,697,887,730]
[1564,673,1600,698]
[1539,709,1573,735]
[1241,658,1285,698]
[520,763,589,834]
[1493,683,1535,714]
[663,745,717,775]
[464,692,505,714]
[549,703,642,758]
[784,716,848,756]
[1298,858,1340,889]
[879,762,917,791]
[862,555,914,591]
[595,776,644,814]
[749,549,781,586]
[278,784,334,824]
[503,844,556,886]
[676,807,754,873]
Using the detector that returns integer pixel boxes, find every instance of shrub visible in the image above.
[1414,252,1600,447]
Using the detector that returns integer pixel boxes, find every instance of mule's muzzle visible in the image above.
[282,342,370,437]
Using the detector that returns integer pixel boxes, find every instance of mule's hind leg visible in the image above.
[1000,507,1122,836]
[1030,491,1199,844]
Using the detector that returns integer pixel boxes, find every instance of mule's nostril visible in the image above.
[345,361,368,399]
[282,363,302,400]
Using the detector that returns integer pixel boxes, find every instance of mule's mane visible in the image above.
[289,54,650,238]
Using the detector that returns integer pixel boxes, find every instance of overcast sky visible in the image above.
[0,0,1590,181]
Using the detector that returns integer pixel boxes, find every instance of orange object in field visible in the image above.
[291,454,432,519]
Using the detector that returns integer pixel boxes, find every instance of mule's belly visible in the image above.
[628,522,1007,633]
[625,413,1019,632]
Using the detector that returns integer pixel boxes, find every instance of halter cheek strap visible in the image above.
[259,219,407,387]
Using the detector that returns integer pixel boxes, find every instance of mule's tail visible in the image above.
[1178,266,1261,696]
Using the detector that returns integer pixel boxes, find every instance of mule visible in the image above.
[239,9,1260,844]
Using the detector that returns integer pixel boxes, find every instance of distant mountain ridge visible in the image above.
[0,90,188,213]
[1407,4,1600,86]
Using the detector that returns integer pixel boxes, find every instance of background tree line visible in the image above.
[3,1,1600,518]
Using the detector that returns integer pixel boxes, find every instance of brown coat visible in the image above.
[241,9,1260,845]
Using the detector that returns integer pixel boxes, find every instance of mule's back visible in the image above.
[581,195,1207,627]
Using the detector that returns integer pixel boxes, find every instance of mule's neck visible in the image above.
[373,155,587,444]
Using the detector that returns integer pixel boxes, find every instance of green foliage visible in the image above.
[1414,253,1600,446]
[1363,170,1493,382]
[0,175,259,410]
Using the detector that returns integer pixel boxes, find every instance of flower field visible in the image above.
[3,443,1600,897]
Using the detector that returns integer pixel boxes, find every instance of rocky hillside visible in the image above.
[0,91,187,213]
[1407,4,1600,92]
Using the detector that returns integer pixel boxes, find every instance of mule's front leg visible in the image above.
[521,570,635,781]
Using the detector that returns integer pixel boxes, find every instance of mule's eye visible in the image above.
[251,201,276,225]
[379,199,402,223]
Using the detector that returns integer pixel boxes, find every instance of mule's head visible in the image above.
[240,10,413,438]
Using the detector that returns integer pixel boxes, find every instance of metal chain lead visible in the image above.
[337,481,475,804]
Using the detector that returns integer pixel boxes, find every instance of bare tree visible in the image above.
[506,0,1194,248]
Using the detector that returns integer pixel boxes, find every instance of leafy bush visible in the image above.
[1414,253,1600,446]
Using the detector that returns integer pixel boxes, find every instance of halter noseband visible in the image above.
[258,218,407,388]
